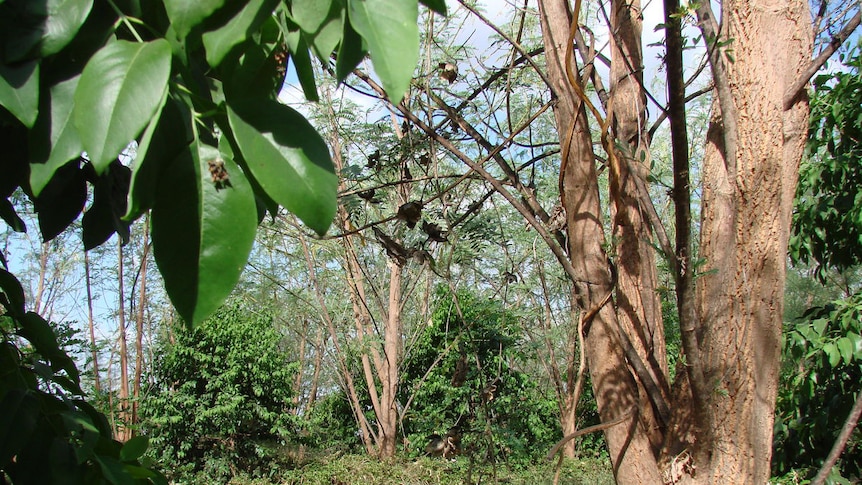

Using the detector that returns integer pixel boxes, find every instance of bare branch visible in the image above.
[785,8,861,110]
[811,389,862,485]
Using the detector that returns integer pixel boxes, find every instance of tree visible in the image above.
[401,287,560,463]
[364,0,854,482]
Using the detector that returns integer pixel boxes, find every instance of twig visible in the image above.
[810,390,862,485]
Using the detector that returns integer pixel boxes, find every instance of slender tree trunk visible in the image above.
[378,261,403,458]
[607,0,670,453]
[116,239,130,441]
[33,242,49,314]
[297,229,376,454]
[306,328,326,409]
[131,216,150,433]
[84,251,101,393]
[537,1,663,481]
[292,319,309,412]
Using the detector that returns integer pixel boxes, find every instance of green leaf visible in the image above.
[283,19,318,101]
[290,0,344,61]
[201,0,280,67]
[837,336,854,364]
[226,99,336,235]
[0,390,39,466]
[29,75,83,197]
[419,0,446,15]
[94,455,132,484]
[125,95,191,221]
[849,331,862,359]
[0,267,26,315]
[347,0,418,105]
[119,436,148,462]
[33,160,87,241]
[73,39,171,174]
[335,16,365,83]
[40,0,94,56]
[164,0,226,39]
[823,342,840,368]
[151,143,257,327]
[0,59,40,127]
[0,199,25,233]
[82,162,132,250]
[19,312,81,385]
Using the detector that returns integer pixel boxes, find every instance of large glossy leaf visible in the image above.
[29,76,82,197]
[19,312,80,383]
[347,0,418,105]
[125,96,190,221]
[201,0,279,68]
[0,59,39,128]
[0,199,25,232]
[82,161,131,250]
[283,19,318,101]
[40,0,94,56]
[151,143,256,327]
[73,39,171,174]
[0,390,39,466]
[119,436,148,462]
[226,99,336,235]
[0,124,29,197]
[335,16,365,83]
[33,161,86,241]
[0,267,26,316]
[291,0,344,61]
[164,0,226,39]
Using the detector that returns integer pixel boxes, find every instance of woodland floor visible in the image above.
[196,454,615,485]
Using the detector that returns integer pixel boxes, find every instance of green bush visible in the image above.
[140,301,298,481]
[400,288,561,463]
[774,293,862,482]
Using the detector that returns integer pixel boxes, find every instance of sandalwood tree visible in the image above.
[513,0,853,482]
[360,0,857,482]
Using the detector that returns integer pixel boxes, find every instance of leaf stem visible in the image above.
[106,0,144,43]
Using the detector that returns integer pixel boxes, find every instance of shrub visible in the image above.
[140,301,298,481]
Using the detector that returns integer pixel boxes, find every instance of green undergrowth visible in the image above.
[198,452,614,485]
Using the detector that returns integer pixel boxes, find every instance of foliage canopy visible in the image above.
[0,0,442,327]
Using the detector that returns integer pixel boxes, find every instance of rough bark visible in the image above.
[692,0,812,481]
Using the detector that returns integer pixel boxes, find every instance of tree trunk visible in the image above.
[537,0,663,482]
[292,318,309,412]
[132,216,151,432]
[297,228,377,454]
[607,0,670,453]
[85,251,101,393]
[537,0,813,482]
[378,261,403,458]
[116,239,130,442]
[690,1,812,481]
[306,327,326,409]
